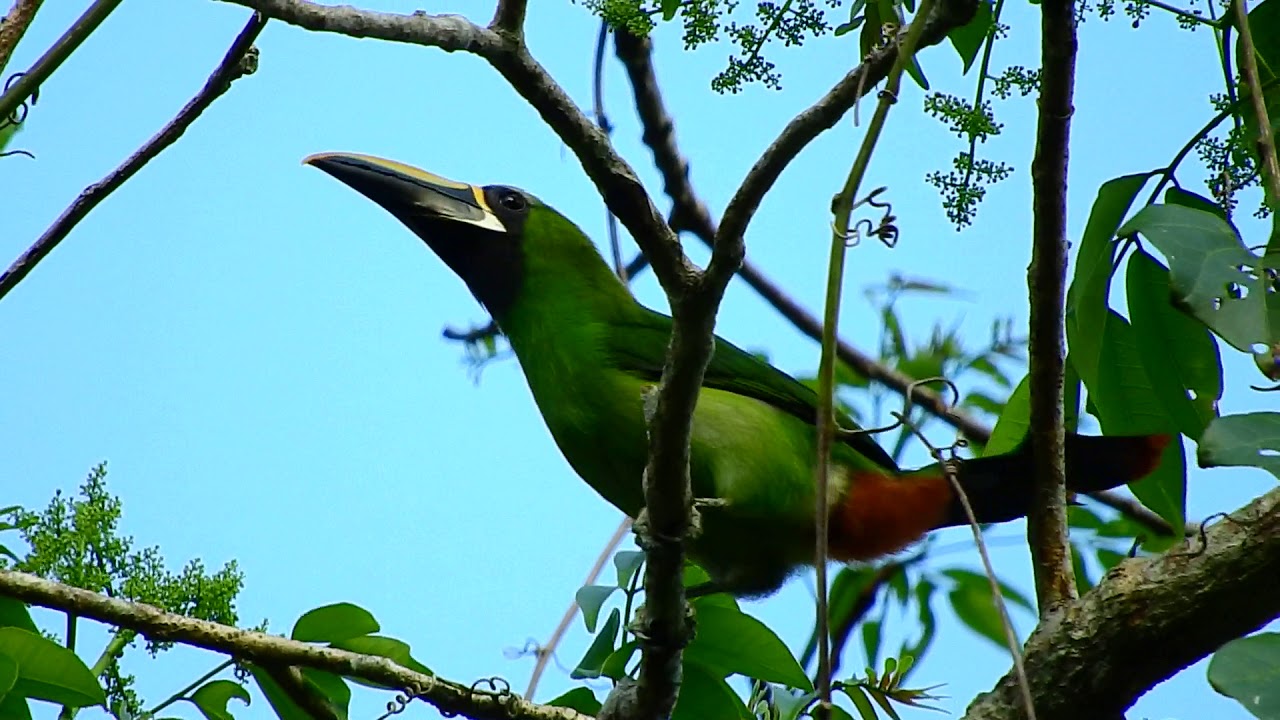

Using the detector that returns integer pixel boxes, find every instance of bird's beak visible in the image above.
[303,152,506,234]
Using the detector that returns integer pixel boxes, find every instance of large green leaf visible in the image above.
[291,603,379,643]
[1125,249,1223,439]
[1209,632,1280,719]
[186,679,250,720]
[571,608,620,680]
[547,687,602,715]
[248,664,349,720]
[575,585,616,633]
[683,604,812,690]
[1198,412,1280,481]
[1089,311,1186,528]
[0,692,31,720]
[948,0,993,73]
[329,635,433,683]
[1066,173,1154,388]
[0,598,37,633]
[0,652,17,702]
[1120,203,1280,354]
[984,373,1030,456]
[671,659,751,720]
[945,569,1032,651]
[0,628,105,709]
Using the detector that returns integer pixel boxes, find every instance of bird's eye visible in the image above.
[498,191,527,212]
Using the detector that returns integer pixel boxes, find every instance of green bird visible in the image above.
[304,152,1171,599]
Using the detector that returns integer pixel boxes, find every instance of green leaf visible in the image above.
[0,598,37,634]
[948,0,993,73]
[0,652,17,701]
[291,603,379,643]
[671,660,751,720]
[613,550,645,589]
[0,628,105,708]
[1088,311,1186,528]
[942,569,1033,610]
[1120,203,1280,354]
[571,608,620,680]
[329,635,433,681]
[834,17,865,36]
[547,687,602,714]
[1198,412,1280,481]
[1208,632,1280,719]
[843,684,880,720]
[945,571,1028,651]
[575,585,616,633]
[0,692,31,720]
[684,604,812,690]
[862,619,883,670]
[1125,249,1223,439]
[600,640,638,680]
[186,680,251,720]
[1066,173,1155,390]
[248,665,348,720]
[660,0,681,21]
[985,373,1030,456]
[900,580,936,669]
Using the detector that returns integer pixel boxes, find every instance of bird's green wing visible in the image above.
[604,307,899,471]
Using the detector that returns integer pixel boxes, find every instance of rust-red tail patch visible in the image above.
[828,472,951,562]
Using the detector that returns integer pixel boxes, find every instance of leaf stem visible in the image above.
[813,1,937,713]
[141,658,235,719]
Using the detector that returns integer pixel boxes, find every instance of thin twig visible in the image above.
[0,0,45,72]
[524,517,632,700]
[1026,0,1079,612]
[0,569,589,720]
[0,0,123,126]
[813,7,938,712]
[591,19,627,282]
[0,12,267,301]
[1232,0,1280,208]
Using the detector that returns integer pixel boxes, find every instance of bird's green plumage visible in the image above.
[303,152,1170,598]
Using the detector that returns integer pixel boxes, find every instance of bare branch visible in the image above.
[963,487,1280,720]
[0,0,45,72]
[1025,0,1078,612]
[0,0,123,137]
[0,12,267,301]
[717,0,978,249]
[490,0,528,37]
[0,570,589,720]
[1234,0,1280,208]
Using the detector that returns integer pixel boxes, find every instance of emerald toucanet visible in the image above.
[304,152,1171,598]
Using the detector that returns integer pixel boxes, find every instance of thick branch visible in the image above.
[489,0,527,36]
[0,12,266,301]
[0,0,45,72]
[1025,0,1078,611]
[0,570,588,720]
[717,0,978,248]
[963,487,1280,719]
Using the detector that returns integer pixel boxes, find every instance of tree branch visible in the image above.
[0,11,266,301]
[489,0,527,37]
[0,0,45,72]
[962,487,1280,720]
[1025,0,1078,612]
[0,570,589,720]
[1233,0,1280,208]
[717,0,978,248]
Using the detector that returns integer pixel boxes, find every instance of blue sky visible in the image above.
[2,1,1277,718]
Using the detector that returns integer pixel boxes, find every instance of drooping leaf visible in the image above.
[1126,249,1223,439]
[1208,632,1280,719]
[1088,311,1186,528]
[571,608,621,680]
[613,550,645,589]
[0,652,17,702]
[0,692,31,720]
[186,679,251,720]
[0,628,105,708]
[1198,412,1280,481]
[0,598,37,633]
[985,373,1029,456]
[248,664,349,720]
[944,570,1031,651]
[600,640,639,680]
[291,603,379,643]
[684,604,812,690]
[547,687,602,714]
[948,0,993,73]
[1066,173,1155,389]
[899,580,936,672]
[671,659,752,720]
[862,619,883,671]
[329,635,433,682]
[1120,203,1280,354]
[575,585,617,633]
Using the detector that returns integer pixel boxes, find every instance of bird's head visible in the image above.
[304,151,615,321]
